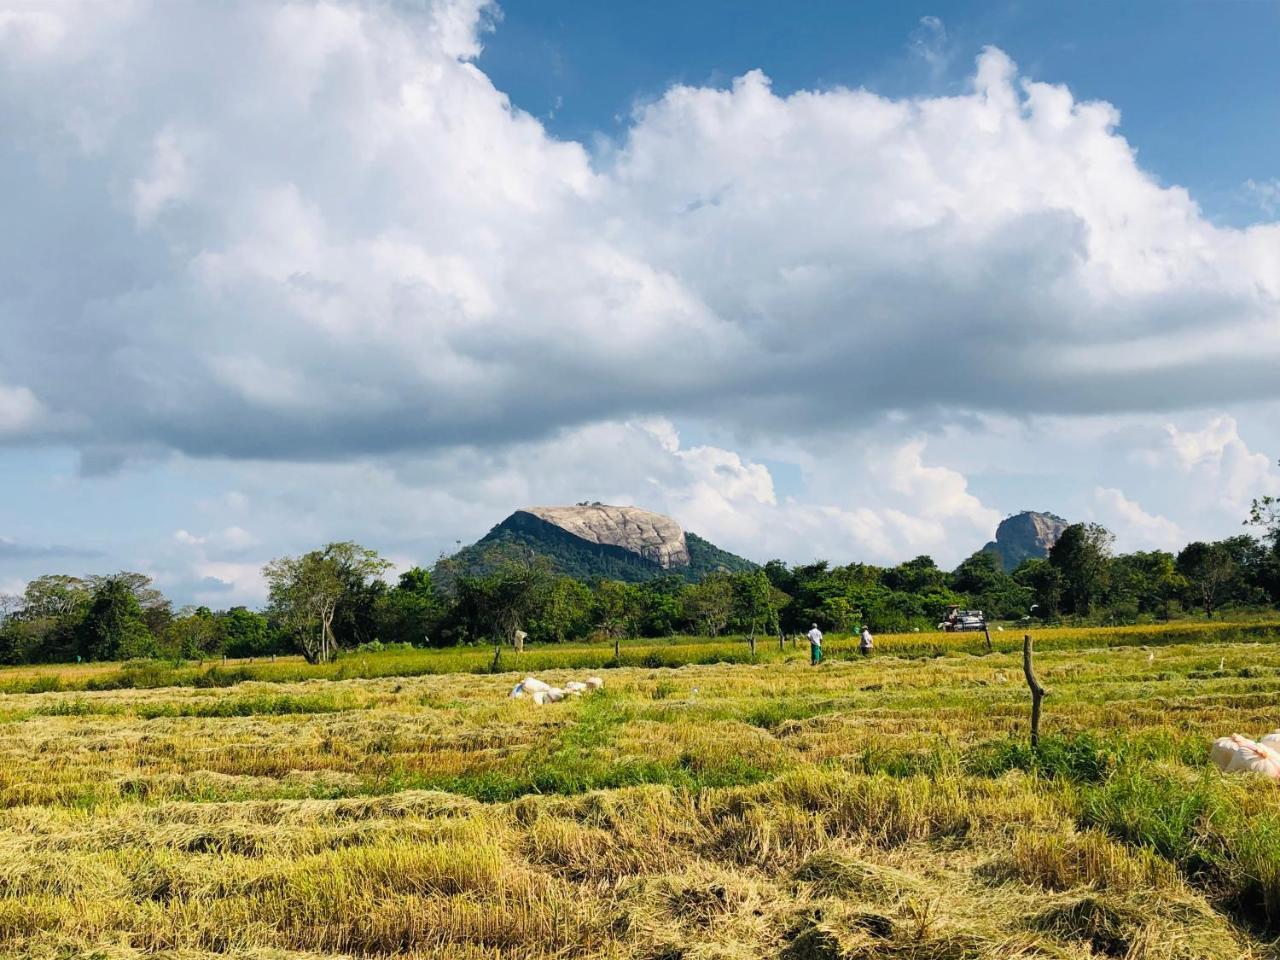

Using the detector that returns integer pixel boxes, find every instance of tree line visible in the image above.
[2,490,1278,665]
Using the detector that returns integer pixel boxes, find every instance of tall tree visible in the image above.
[1049,523,1114,616]
[762,559,796,596]
[77,576,155,661]
[951,550,1006,597]
[375,567,443,646]
[884,555,947,593]
[1176,541,1237,619]
[89,572,171,635]
[0,593,20,624]
[731,569,779,642]
[0,575,92,662]
[534,575,595,643]
[220,607,275,658]
[819,594,856,633]
[264,542,390,664]
[265,553,343,664]
[1217,535,1274,606]
[1109,551,1184,620]
[164,606,223,659]
[1248,473,1280,552]
[22,575,91,620]
[595,579,643,643]
[683,573,734,636]
[449,556,554,649]
[1014,558,1064,619]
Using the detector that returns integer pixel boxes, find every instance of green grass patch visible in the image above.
[364,691,774,802]
[135,693,356,718]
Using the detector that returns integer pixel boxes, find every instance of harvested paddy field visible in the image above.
[4,635,1280,958]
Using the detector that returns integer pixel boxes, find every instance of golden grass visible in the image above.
[2,618,1277,695]
[1,635,1280,956]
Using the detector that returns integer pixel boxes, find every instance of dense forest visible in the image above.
[2,493,1278,665]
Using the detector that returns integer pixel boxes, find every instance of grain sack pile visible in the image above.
[509,675,604,705]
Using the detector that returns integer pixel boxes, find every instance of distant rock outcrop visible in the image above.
[982,511,1069,572]
[435,504,756,585]
[521,504,690,569]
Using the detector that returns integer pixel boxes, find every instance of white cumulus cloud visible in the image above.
[0,0,1277,465]
[1,0,1278,600]
[0,383,44,436]
[1092,487,1183,551]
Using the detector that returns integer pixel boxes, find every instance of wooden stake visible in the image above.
[983,623,993,654]
[1023,633,1045,748]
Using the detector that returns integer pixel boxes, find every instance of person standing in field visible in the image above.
[859,625,874,656]
[806,623,824,665]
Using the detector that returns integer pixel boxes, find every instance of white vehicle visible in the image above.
[939,605,987,632]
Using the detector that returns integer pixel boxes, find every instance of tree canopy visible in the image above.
[4,495,1280,667]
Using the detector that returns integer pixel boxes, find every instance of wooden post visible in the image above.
[778,631,785,652]
[983,623,993,654]
[613,633,620,661]
[491,642,502,673]
[1022,633,1045,748]
[748,632,756,658]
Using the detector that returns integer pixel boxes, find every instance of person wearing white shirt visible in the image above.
[806,623,824,665]
[859,625,874,657]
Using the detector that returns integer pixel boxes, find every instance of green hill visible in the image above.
[435,506,756,584]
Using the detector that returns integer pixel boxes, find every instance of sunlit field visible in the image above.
[3,618,1278,694]
[5,624,1280,957]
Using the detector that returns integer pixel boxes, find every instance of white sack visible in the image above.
[1210,736,1240,770]
[1215,734,1280,781]
[513,674,599,705]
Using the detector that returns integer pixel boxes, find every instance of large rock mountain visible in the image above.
[521,504,690,569]
[437,503,756,584]
[982,511,1070,572]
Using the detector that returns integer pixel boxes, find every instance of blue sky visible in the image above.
[480,0,1280,226]
[0,0,1278,606]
